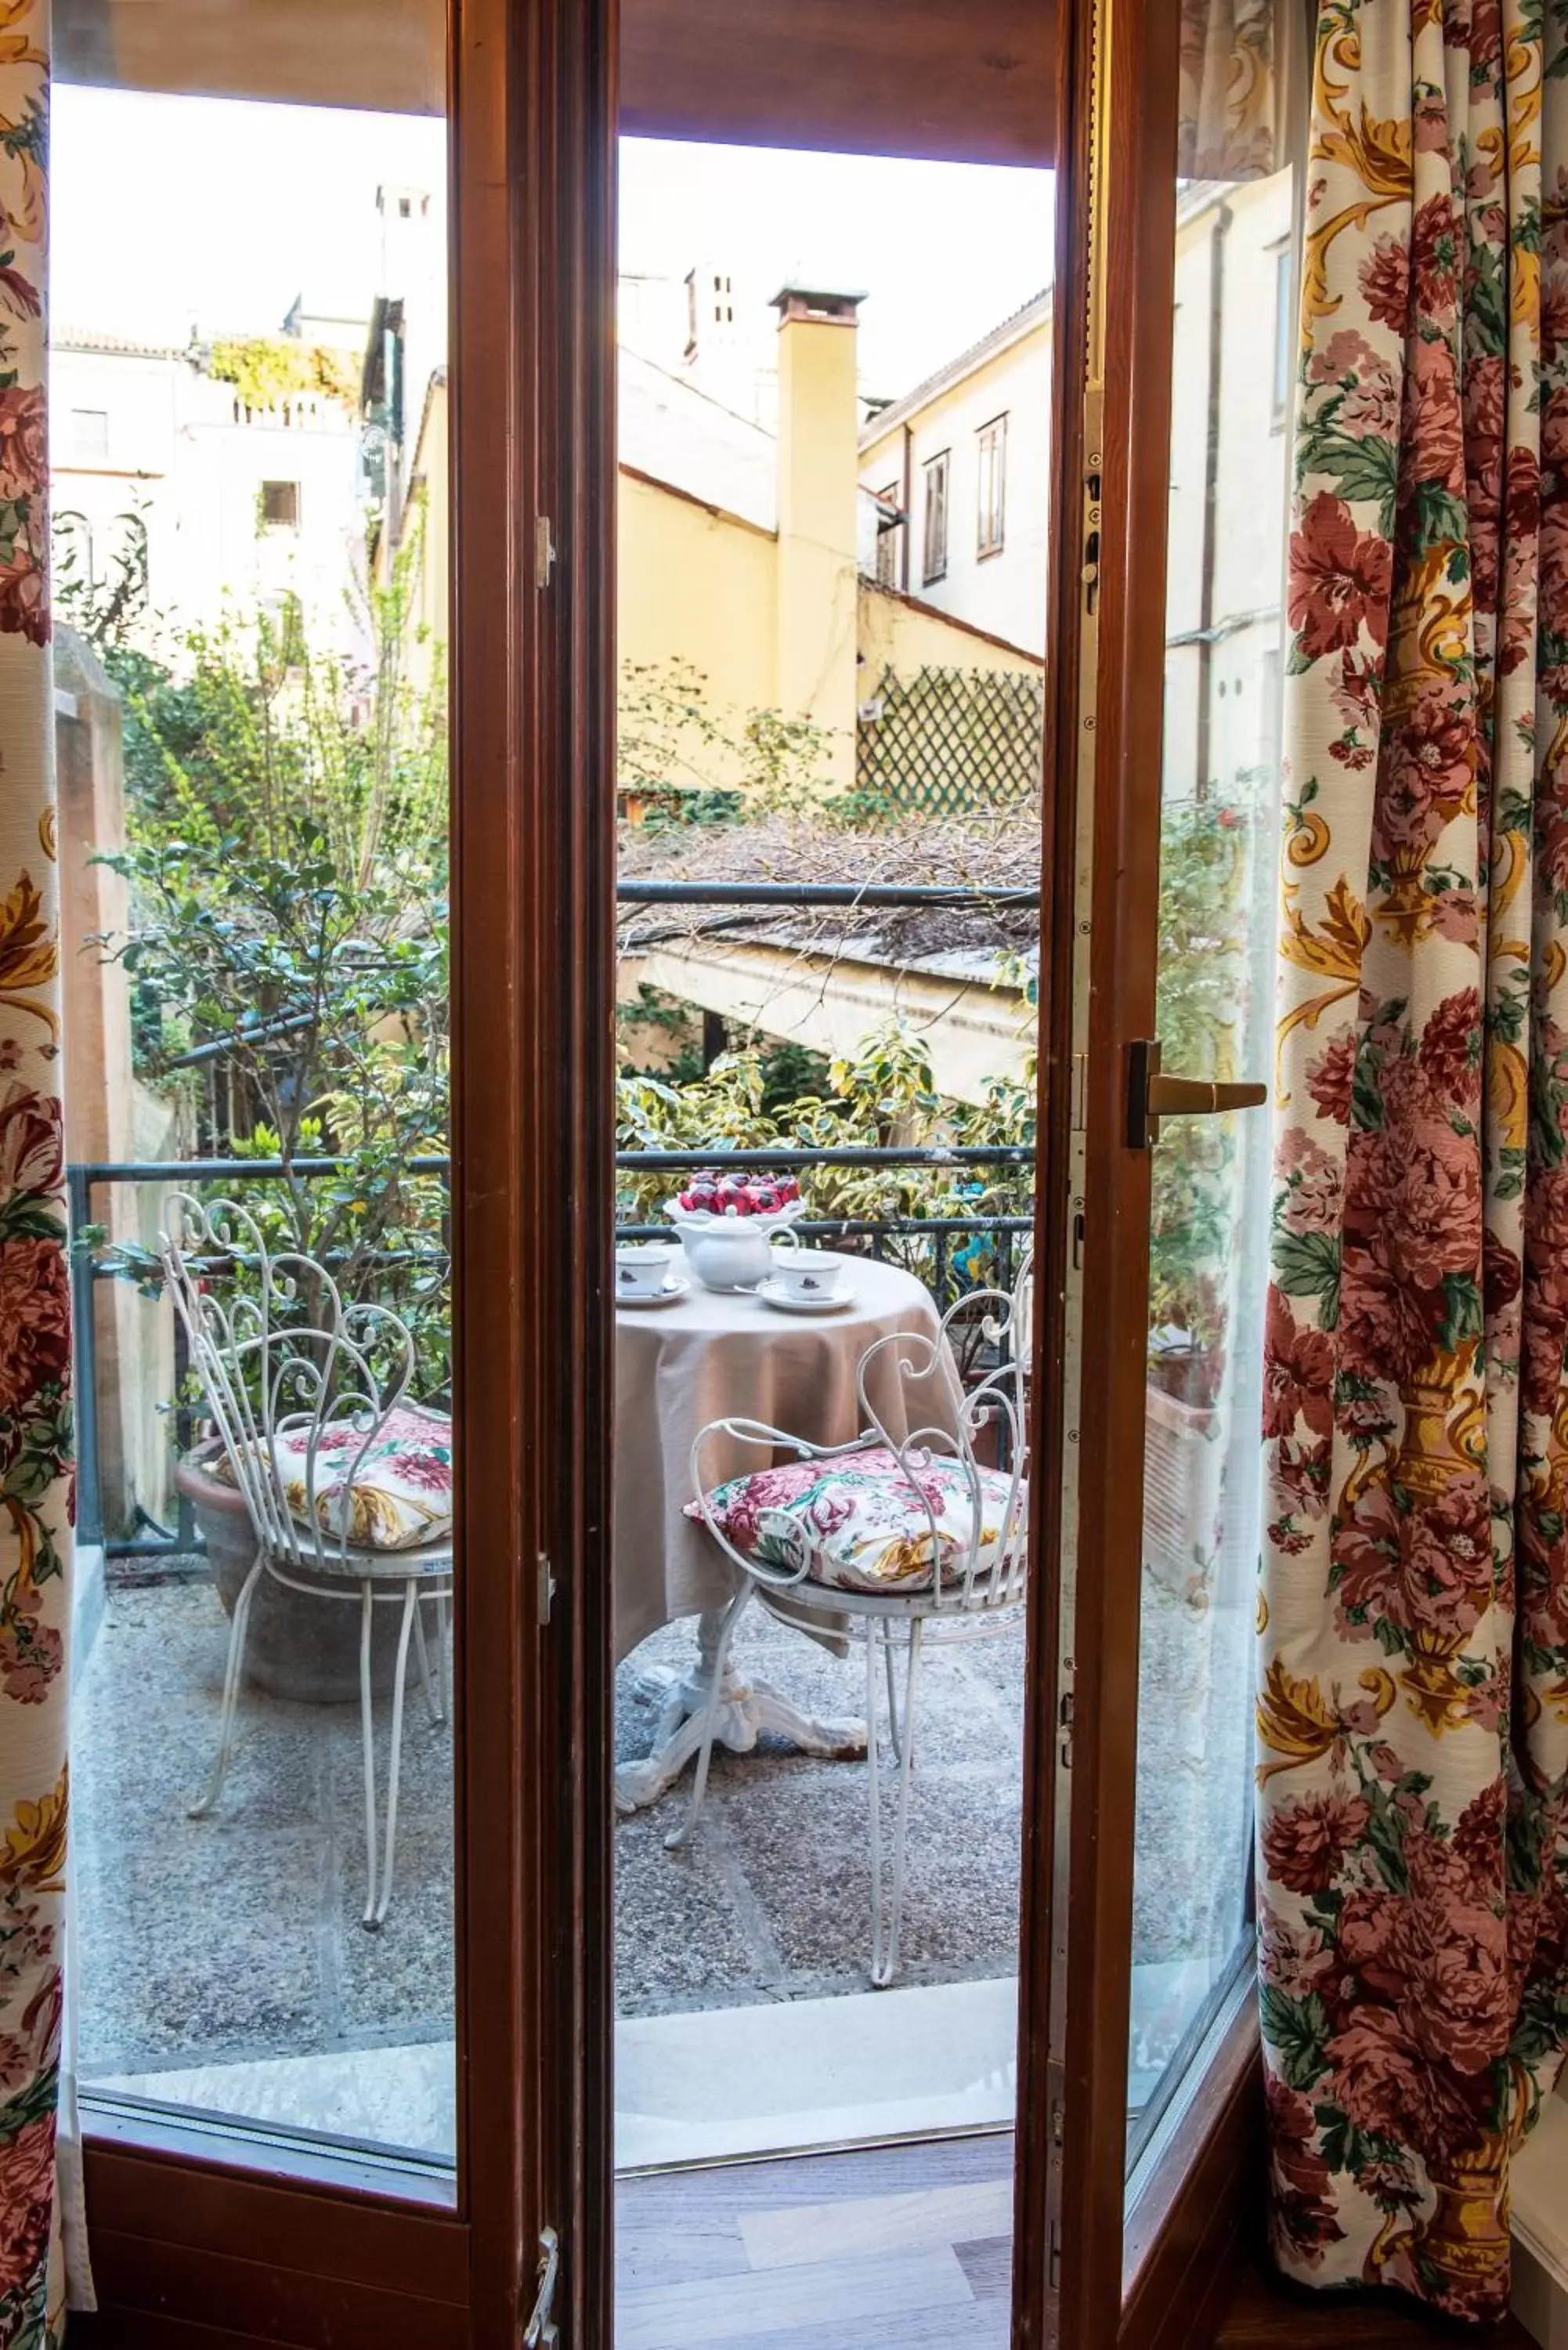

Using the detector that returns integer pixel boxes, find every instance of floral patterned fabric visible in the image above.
[0,2,70,2341]
[689,1447,1022,1595]
[1260,0,1568,2320]
[211,1404,453,1555]
[1179,0,1284,182]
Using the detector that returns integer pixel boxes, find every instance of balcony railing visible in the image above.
[70,877,1038,1558]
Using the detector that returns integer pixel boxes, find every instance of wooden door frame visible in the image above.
[70,2,1269,2343]
[1014,2,1265,2346]
[73,0,618,2341]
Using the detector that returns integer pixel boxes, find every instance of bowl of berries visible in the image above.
[666,1170,806,1291]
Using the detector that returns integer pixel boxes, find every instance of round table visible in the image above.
[612,1253,956,1813]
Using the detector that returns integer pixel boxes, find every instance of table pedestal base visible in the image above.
[615,1604,866,1816]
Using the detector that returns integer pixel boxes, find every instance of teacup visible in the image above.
[767,1246,845,1303]
[616,1242,676,1299]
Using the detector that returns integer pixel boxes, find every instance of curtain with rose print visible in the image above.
[0,1,73,2342]
[1259,0,1568,2323]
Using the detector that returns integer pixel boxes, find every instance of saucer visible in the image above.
[616,1275,690,1309]
[755,1274,855,1314]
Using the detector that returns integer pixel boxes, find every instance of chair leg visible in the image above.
[665,1584,750,1851]
[869,1618,924,1990]
[188,1553,266,1820]
[437,1587,452,1726]
[369,1582,419,1930]
[883,1630,902,1763]
[359,1581,379,1929]
[865,1621,887,1981]
[413,1595,441,1728]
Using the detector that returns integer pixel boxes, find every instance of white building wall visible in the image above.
[51,338,363,650]
[1162,169,1295,806]
[858,322,1053,658]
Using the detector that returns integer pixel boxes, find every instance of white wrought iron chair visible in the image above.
[679,1250,1031,1987]
[159,1192,453,1930]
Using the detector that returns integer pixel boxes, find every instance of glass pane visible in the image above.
[1125,145,1302,2156]
[612,138,1050,2171]
[57,31,457,2186]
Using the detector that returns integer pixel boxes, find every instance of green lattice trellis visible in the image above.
[855,663,1044,818]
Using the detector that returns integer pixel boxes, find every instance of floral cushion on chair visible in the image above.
[687,1445,1024,1595]
[214,1403,454,1553]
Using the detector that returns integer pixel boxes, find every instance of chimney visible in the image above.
[771,285,865,794]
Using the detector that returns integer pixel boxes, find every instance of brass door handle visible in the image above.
[1127,1039,1266,1148]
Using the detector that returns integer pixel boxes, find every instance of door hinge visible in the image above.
[537,1553,557,1626]
[535,514,556,589]
[523,2225,560,2348]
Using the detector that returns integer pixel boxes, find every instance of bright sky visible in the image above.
[52,86,1053,402]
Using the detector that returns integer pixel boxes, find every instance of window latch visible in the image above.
[535,515,556,590]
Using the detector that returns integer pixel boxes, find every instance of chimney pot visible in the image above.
[771,285,866,329]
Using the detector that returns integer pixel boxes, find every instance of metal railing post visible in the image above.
[66,1165,104,1549]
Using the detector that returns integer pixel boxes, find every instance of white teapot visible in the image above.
[665,1200,804,1292]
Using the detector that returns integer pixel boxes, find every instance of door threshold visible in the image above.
[613,1974,1017,2174]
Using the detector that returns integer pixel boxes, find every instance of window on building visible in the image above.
[260,479,302,530]
[70,408,108,463]
[874,480,901,589]
[1272,245,1293,428]
[53,509,95,590]
[977,414,1007,558]
[922,449,949,586]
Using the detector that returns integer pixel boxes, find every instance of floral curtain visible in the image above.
[1179,0,1286,182]
[0,0,72,2341]
[1259,0,1568,2323]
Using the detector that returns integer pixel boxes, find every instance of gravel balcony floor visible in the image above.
[74,1570,1028,2087]
[74,1560,1249,2135]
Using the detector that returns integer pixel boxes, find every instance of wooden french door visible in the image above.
[70,0,616,2341]
[1021,0,1292,2341]
[64,0,1277,2340]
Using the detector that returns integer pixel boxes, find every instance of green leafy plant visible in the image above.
[1147,792,1255,1398]
[618,657,836,814]
[616,1015,1033,1303]
[207,336,359,412]
[89,542,452,1401]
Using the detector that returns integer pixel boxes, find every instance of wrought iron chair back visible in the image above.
[690,1248,1033,1617]
[160,1192,418,1579]
[157,1191,450,1931]
[680,1246,1033,1986]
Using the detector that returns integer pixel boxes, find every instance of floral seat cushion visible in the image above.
[687,1445,1024,1595]
[215,1403,453,1554]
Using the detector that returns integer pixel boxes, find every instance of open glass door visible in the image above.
[1026,0,1308,2337]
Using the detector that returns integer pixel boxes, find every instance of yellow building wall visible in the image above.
[400,381,1039,797]
[618,466,779,728]
[857,584,1045,682]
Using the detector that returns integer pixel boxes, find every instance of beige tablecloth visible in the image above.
[613,1255,956,1661]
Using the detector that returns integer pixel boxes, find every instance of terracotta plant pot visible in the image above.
[175,1440,436,1705]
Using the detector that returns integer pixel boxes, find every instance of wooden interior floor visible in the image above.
[615,2133,1015,2350]
[616,2139,1541,2350]
[1213,2252,1537,2347]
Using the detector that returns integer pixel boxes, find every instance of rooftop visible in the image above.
[857,287,1052,450]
